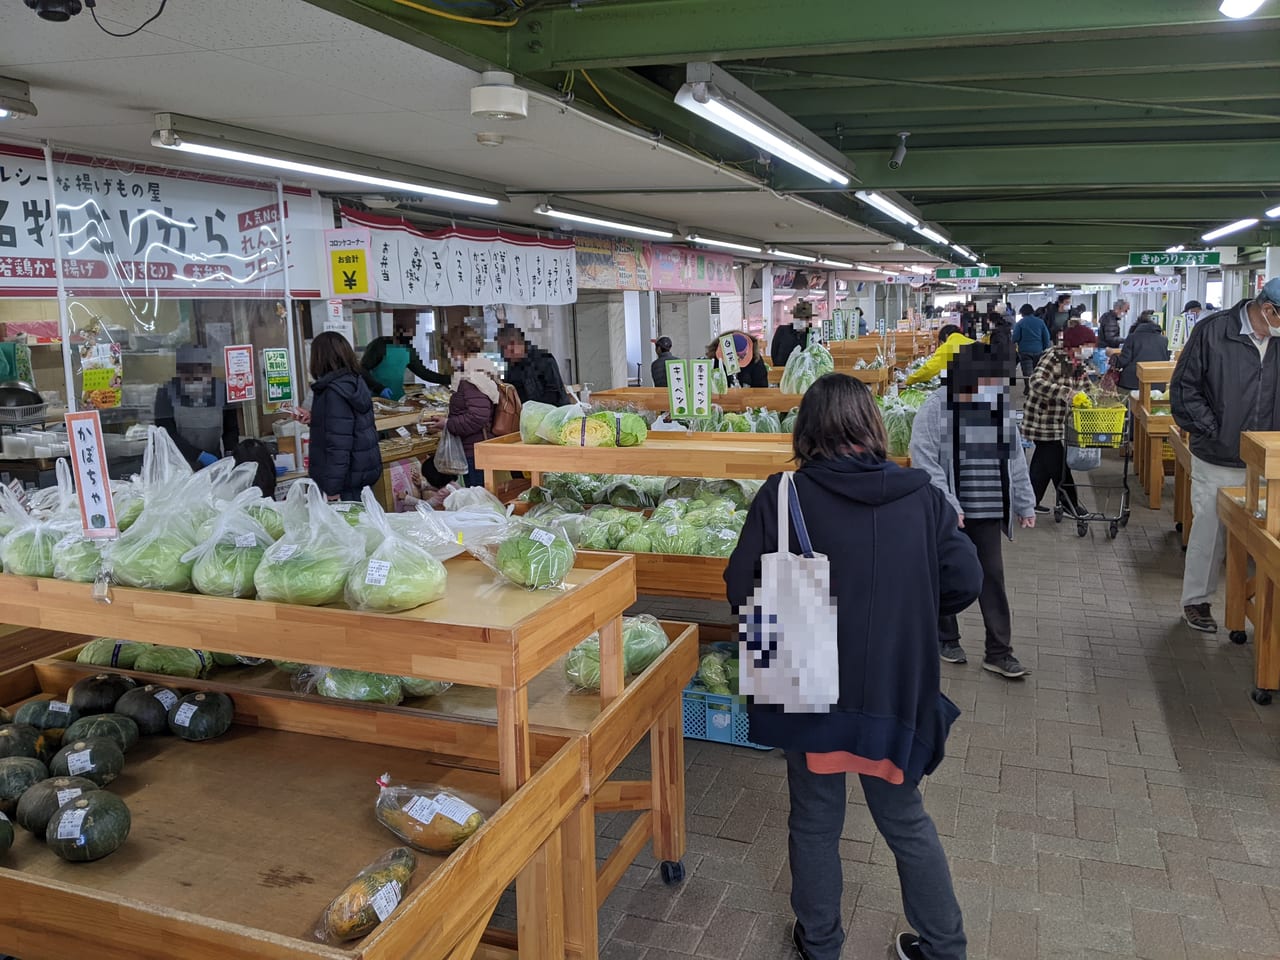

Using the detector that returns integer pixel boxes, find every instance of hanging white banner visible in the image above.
[341,208,577,306]
[1121,276,1182,292]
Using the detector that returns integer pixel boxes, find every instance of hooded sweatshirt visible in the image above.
[724,456,982,785]
[308,370,381,499]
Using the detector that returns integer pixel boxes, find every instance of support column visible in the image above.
[1223,268,1249,306]
[1266,247,1279,282]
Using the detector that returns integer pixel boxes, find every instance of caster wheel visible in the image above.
[1108,522,1119,539]
[1230,630,1248,645]
[1120,515,1129,528]
[1077,523,1088,538]
[660,860,685,886]
[1054,507,1063,524]
[1251,688,1273,706]
[1175,521,1183,533]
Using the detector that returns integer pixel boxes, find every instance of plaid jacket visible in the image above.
[1022,348,1090,441]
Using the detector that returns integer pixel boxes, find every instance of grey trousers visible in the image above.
[1182,454,1247,607]
[785,751,967,960]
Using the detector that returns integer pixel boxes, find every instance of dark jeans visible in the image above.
[786,752,966,960]
[463,456,484,489]
[1028,439,1081,512]
[938,517,1013,662]
[1018,353,1041,387]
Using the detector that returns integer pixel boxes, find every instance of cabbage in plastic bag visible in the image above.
[644,519,701,556]
[535,404,587,443]
[53,531,103,583]
[698,651,733,695]
[183,489,274,598]
[443,486,506,516]
[247,501,285,541]
[400,677,451,699]
[589,411,647,447]
[77,638,152,669]
[564,634,601,690]
[622,615,668,674]
[345,490,447,613]
[297,666,404,705]
[518,400,558,444]
[470,519,575,589]
[698,526,740,557]
[650,498,687,524]
[780,348,819,395]
[254,480,366,606]
[134,646,212,679]
[616,531,652,552]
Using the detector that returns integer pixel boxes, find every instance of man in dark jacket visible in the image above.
[1011,305,1050,392]
[1171,279,1280,633]
[770,321,805,367]
[360,309,449,400]
[1039,293,1073,340]
[651,337,677,387]
[496,325,569,406]
[1097,299,1129,350]
[1116,310,1170,391]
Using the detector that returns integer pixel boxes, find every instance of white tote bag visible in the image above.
[738,472,840,713]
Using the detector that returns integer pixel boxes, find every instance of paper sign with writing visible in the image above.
[718,334,741,376]
[224,344,255,403]
[689,360,713,416]
[327,228,373,299]
[80,342,122,410]
[323,299,355,345]
[262,347,292,407]
[64,411,117,539]
[666,360,690,418]
[1120,276,1182,292]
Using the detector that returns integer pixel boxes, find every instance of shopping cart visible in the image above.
[1054,405,1131,538]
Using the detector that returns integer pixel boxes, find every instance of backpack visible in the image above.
[491,381,523,436]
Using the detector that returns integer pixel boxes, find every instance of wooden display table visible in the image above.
[1170,426,1193,548]
[591,386,804,414]
[1131,361,1176,510]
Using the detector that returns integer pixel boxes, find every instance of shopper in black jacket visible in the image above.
[1172,280,1280,634]
[771,321,805,366]
[305,332,381,502]
[725,373,979,960]
[1041,293,1073,340]
[1097,300,1128,350]
[651,337,677,387]
[497,325,570,405]
[1116,311,1170,391]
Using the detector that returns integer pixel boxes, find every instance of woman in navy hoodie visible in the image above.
[305,332,381,502]
[726,374,982,960]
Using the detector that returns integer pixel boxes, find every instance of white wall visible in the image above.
[573,291,628,391]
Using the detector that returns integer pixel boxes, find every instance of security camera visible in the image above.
[888,132,909,170]
[24,0,83,21]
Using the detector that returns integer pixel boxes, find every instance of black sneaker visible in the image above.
[792,921,812,960]
[1183,603,1218,633]
[940,641,967,664]
[895,932,926,960]
[983,655,1029,679]
[1034,505,1050,515]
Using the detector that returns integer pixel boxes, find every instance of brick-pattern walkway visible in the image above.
[602,468,1280,959]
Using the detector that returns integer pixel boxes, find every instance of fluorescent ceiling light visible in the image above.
[978,262,989,268]
[855,263,894,274]
[767,247,818,263]
[675,63,851,186]
[0,77,37,120]
[1115,266,1130,273]
[1165,245,1186,253]
[914,225,948,245]
[1219,0,1266,17]
[686,233,762,254]
[1201,218,1259,242]
[535,201,674,239]
[854,191,918,227]
[817,258,854,269]
[1267,204,1280,218]
[152,113,503,206]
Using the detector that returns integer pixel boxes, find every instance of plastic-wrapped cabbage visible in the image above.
[183,490,274,599]
[345,490,448,613]
[534,404,588,444]
[331,502,366,528]
[298,666,404,705]
[254,481,366,606]
[878,400,915,457]
[1,525,62,578]
[644,519,701,556]
[698,651,732,695]
[134,646,212,679]
[622,615,668,674]
[563,634,601,690]
[115,495,144,533]
[578,517,622,551]
[603,478,653,509]
[589,411,647,447]
[781,408,799,433]
[719,412,753,433]
[53,532,103,583]
[76,638,152,670]
[753,409,783,434]
[685,408,723,433]
[663,477,702,500]
[544,472,609,505]
[519,401,558,444]
[399,677,451,699]
[650,498,687,524]
[473,520,575,589]
[247,502,285,541]
[443,486,506,516]
[698,527,740,557]
[558,414,616,448]
[711,365,729,395]
[616,531,652,553]
[212,653,267,667]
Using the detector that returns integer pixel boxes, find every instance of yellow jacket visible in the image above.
[904,333,975,385]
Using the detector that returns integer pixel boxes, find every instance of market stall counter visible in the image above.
[591,387,805,414]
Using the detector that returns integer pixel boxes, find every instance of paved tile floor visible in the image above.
[593,462,1280,960]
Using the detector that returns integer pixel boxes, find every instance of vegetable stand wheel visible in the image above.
[1176,521,1183,533]
[1108,522,1119,540]
[1230,630,1249,646]
[660,860,685,886]
[1120,515,1129,529]
[1077,522,1088,538]
[1252,688,1273,706]
[1053,506,1063,524]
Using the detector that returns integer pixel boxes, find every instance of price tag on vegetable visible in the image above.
[396,426,411,439]
[370,883,401,922]
[528,528,557,548]
[56,808,88,840]
[365,559,391,586]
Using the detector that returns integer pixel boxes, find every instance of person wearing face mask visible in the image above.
[154,346,240,470]
[360,309,450,401]
[1171,279,1280,634]
[1182,300,1203,329]
[1023,325,1094,516]
[910,342,1036,679]
[1116,310,1171,392]
[771,316,808,367]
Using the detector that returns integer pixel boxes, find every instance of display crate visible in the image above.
[682,684,769,751]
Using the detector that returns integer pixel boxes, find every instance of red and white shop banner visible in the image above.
[0,141,326,299]
[341,207,577,306]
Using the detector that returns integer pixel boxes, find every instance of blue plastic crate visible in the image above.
[681,683,771,751]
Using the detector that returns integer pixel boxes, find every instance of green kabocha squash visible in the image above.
[15,776,99,837]
[68,673,137,716]
[50,738,124,788]
[167,692,234,742]
[0,810,11,853]
[14,699,79,731]
[46,791,131,862]
[0,756,48,815]
[0,724,39,760]
[114,685,179,736]
[64,714,139,754]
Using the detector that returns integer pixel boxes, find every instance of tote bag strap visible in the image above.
[775,472,816,559]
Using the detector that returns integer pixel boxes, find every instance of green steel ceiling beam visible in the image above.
[503,1,1280,71]
[918,198,1275,222]
[300,0,509,69]
[951,226,1221,246]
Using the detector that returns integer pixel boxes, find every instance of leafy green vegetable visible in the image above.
[253,481,365,606]
[698,651,732,695]
[564,635,601,690]
[698,527,740,557]
[588,411,647,447]
[494,523,575,589]
[644,519,701,556]
[558,414,616,447]
[622,616,668,674]
[1,527,60,578]
[107,525,196,591]
[347,548,447,613]
[399,677,451,699]
[255,552,355,606]
[77,638,151,669]
[53,534,102,583]
[616,531,651,552]
[247,503,285,541]
[720,412,752,433]
[115,498,144,532]
[314,668,403,705]
[781,408,799,433]
[192,542,266,598]
[133,647,211,679]
[650,498,687,524]
[519,401,558,444]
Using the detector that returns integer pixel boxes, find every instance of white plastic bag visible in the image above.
[737,472,839,712]
[0,480,70,578]
[345,489,448,613]
[253,480,366,606]
[466,517,575,590]
[434,431,469,476]
[181,488,274,598]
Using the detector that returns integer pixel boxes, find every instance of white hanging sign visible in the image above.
[1121,276,1182,292]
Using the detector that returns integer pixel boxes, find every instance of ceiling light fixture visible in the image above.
[470,71,529,121]
[817,258,854,269]
[0,77,37,120]
[1219,0,1267,18]
[675,63,852,185]
[1165,245,1186,253]
[1201,218,1259,242]
[854,191,918,227]
[151,113,504,206]
[978,262,989,268]
[1267,204,1280,218]
[535,198,675,239]
[1115,266,1130,273]
[914,225,948,245]
[767,247,819,263]
[855,263,894,274]
[686,233,763,254]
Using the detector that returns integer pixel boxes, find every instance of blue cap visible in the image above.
[1260,278,1280,307]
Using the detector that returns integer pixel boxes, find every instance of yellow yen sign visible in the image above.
[325,227,373,299]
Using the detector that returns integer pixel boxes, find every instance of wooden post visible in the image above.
[561,802,600,960]
[1226,530,1250,633]
[1148,433,1165,510]
[649,699,687,865]
[497,685,531,801]
[516,832,566,960]
[598,615,625,706]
